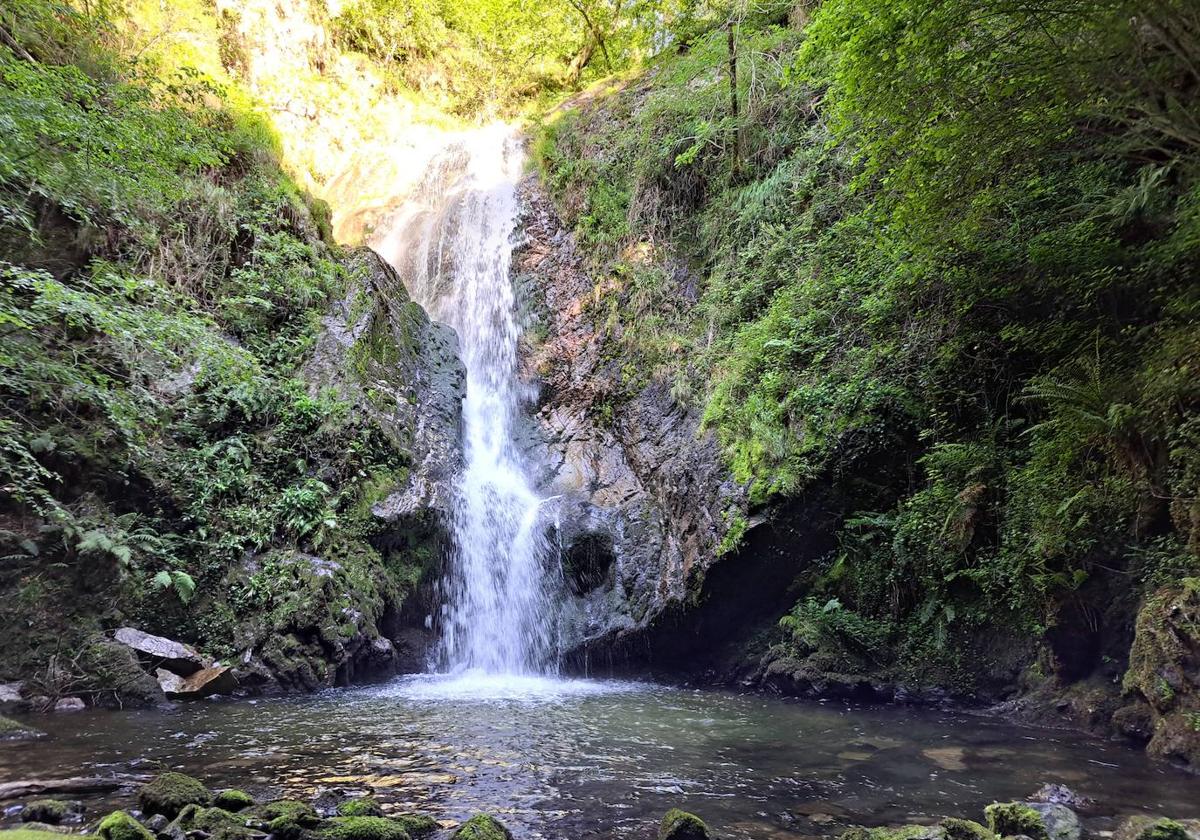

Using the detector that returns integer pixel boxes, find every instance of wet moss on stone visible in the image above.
[20,800,74,825]
[0,715,42,741]
[138,772,212,819]
[658,810,709,840]
[0,832,93,840]
[98,811,155,840]
[941,818,996,840]
[452,814,513,840]
[337,799,384,818]
[214,790,255,812]
[1137,820,1192,840]
[985,803,1048,840]
[391,815,438,838]
[321,817,411,840]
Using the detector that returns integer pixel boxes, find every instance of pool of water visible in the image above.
[3,675,1197,838]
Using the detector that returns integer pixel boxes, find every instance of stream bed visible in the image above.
[4,676,1198,839]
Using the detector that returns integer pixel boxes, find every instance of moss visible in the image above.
[941,818,995,840]
[391,816,438,838]
[138,772,212,819]
[321,817,411,840]
[172,804,258,840]
[985,803,1047,840]
[98,811,155,840]
[452,815,513,840]
[254,800,320,825]
[1137,820,1191,840]
[0,715,42,741]
[1,832,94,840]
[20,800,75,825]
[659,810,709,840]
[214,790,255,812]
[839,827,942,840]
[337,799,384,818]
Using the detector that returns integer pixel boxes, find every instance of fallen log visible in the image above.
[0,774,149,801]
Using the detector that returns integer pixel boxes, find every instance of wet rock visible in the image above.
[658,809,710,840]
[170,804,263,840]
[144,815,169,834]
[114,628,208,676]
[138,773,212,819]
[1030,785,1090,809]
[452,815,512,840]
[52,697,84,713]
[99,811,156,840]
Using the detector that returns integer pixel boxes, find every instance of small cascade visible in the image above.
[373,124,559,676]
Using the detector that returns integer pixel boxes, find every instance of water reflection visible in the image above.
[2,677,1197,839]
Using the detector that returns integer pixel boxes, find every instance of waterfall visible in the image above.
[374,124,558,676]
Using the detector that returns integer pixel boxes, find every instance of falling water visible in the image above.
[374,124,558,676]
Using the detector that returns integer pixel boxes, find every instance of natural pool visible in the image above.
[4,675,1198,839]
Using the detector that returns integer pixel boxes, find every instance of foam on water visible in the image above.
[381,672,651,703]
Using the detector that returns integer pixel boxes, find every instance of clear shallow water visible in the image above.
[3,678,1197,839]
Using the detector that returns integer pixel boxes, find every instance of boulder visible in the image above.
[53,697,85,713]
[138,773,211,819]
[114,628,208,676]
[0,714,44,741]
[658,810,710,840]
[159,666,237,700]
[452,815,513,840]
[985,802,1079,840]
[98,811,155,840]
[20,800,81,825]
[1114,817,1200,840]
[321,817,411,840]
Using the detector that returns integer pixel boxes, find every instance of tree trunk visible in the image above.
[728,21,741,176]
[566,35,597,87]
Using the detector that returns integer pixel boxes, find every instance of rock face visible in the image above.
[512,175,747,661]
[1119,579,1200,771]
[157,665,238,700]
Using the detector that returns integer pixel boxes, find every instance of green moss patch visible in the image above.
[97,811,154,840]
[658,810,709,840]
[138,773,212,819]
[321,817,410,840]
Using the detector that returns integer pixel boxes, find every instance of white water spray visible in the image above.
[374,124,558,676]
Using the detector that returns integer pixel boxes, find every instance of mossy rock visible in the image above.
[659,810,709,840]
[98,811,154,840]
[1,832,93,840]
[214,790,256,812]
[452,815,513,840]
[20,800,78,825]
[0,715,43,741]
[253,800,321,826]
[839,827,943,840]
[391,816,438,838]
[941,818,995,840]
[337,799,384,818]
[171,804,260,840]
[138,772,212,819]
[1115,817,1200,840]
[986,804,1048,840]
[321,817,410,840]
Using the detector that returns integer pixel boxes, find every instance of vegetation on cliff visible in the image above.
[0,0,434,698]
[535,0,1200,753]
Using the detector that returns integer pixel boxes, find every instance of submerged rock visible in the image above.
[138,773,212,819]
[0,714,43,741]
[658,810,710,840]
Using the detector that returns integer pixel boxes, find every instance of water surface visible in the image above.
[4,676,1197,838]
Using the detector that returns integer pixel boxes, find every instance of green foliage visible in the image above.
[539,0,1200,686]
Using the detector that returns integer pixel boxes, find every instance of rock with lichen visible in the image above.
[452,815,513,840]
[658,810,710,840]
